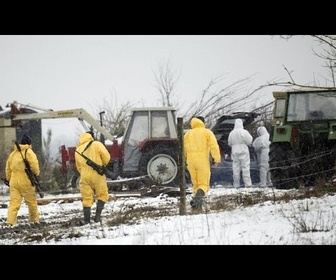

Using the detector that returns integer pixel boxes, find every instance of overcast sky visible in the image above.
[0,35,328,154]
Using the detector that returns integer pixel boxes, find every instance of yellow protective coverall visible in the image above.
[184,117,221,195]
[5,144,40,225]
[75,132,111,208]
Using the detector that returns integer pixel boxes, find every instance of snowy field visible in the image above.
[1,183,336,245]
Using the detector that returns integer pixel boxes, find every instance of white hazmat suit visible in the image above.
[228,118,253,188]
[252,126,272,187]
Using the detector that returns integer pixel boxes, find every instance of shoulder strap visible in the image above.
[82,141,94,154]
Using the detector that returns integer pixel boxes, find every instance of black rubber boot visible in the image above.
[94,200,105,223]
[190,199,196,207]
[83,207,91,224]
[193,189,205,209]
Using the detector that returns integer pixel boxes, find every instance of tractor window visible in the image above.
[274,98,285,118]
[127,112,149,145]
[318,92,336,119]
[287,91,336,121]
[287,94,307,121]
[123,111,149,172]
[151,111,169,137]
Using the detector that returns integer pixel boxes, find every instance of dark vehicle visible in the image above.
[269,89,336,189]
[210,112,260,187]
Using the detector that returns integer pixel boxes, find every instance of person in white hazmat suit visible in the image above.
[228,118,253,188]
[252,126,272,187]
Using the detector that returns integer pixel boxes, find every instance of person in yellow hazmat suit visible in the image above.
[5,134,40,227]
[184,116,221,210]
[75,131,111,225]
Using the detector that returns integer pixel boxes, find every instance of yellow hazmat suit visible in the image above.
[184,117,221,195]
[5,143,40,225]
[75,132,111,208]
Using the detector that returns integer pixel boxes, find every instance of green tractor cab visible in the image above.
[270,89,336,189]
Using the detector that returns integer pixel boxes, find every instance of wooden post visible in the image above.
[177,117,187,215]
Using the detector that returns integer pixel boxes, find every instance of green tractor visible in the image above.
[269,89,336,189]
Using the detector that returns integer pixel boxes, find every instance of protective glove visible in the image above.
[211,162,219,168]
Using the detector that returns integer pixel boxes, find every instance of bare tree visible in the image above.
[40,128,59,191]
[93,89,135,137]
[269,35,336,90]
[42,128,52,167]
[152,60,181,107]
[179,75,271,128]
[152,61,269,128]
[309,35,336,87]
[95,36,336,137]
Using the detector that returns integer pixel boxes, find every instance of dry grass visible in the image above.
[104,185,336,227]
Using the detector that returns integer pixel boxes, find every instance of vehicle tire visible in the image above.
[269,143,299,189]
[139,149,178,186]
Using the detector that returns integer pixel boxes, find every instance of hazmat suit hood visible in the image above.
[253,126,270,151]
[229,118,251,145]
[77,132,94,147]
[190,117,205,129]
[228,118,253,148]
[257,126,268,137]
[14,143,32,152]
[234,118,244,129]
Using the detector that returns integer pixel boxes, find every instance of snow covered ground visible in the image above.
[1,183,335,245]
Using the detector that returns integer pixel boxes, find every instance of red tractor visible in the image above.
[60,107,180,191]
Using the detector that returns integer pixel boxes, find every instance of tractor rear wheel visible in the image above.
[139,149,178,186]
[269,143,299,189]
